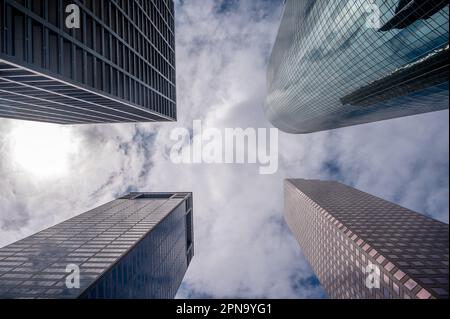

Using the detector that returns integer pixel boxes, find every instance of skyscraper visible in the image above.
[0,0,176,124]
[266,0,449,134]
[284,179,449,299]
[0,192,194,299]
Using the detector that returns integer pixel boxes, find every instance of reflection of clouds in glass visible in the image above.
[0,0,448,299]
[266,0,449,133]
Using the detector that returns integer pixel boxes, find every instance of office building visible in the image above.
[0,192,194,299]
[285,179,449,299]
[0,0,176,124]
[266,0,449,134]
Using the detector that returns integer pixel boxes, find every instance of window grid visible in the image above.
[0,193,194,299]
[0,0,177,123]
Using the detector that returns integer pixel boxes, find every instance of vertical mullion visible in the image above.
[43,0,49,69]
[58,0,64,75]
[5,3,11,55]
[92,16,97,89]
[100,0,105,92]
[107,1,112,94]
[115,4,119,97]
[25,14,32,63]
[0,0,4,54]
[82,9,87,84]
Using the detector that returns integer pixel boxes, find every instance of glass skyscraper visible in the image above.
[0,0,176,124]
[0,192,194,299]
[285,179,449,299]
[266,0,449,134]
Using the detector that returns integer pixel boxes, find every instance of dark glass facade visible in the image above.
[266,0,449,134]
[0,192,194,299]
[0,0,176,124]
[285,179,449,299]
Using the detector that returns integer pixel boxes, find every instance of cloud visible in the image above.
[0,0,448,299]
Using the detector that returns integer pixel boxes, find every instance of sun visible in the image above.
[9,122,78,179]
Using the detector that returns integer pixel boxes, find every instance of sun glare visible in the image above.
[9,122,78,179]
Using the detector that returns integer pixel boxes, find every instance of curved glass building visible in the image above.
[266,0,449,134]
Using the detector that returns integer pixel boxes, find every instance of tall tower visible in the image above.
[0,0,176,124]
[265,0,449,134]
[0,192,194,299]
[284,179,449,299]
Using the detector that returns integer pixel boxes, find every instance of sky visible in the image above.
[0,0,449,299]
